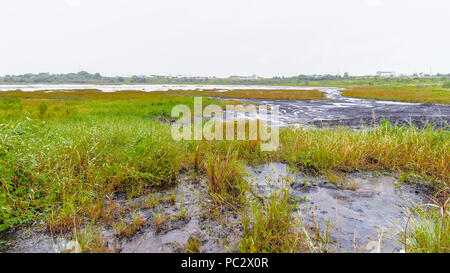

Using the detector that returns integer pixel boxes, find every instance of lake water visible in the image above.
[0,84,318,92]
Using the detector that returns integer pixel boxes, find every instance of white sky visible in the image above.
[0,0,449,77]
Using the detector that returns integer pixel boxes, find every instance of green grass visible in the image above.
[112,213,146,238]
[204,151,247,205]
[341,87,450,104]
[0,91,206,231]
[165,89,326,100]
[0,90,448,253]
[402,199,449,253]
[185,236,201,253]
[72,224,109,253]
[278,122,449,185]
[239,188,305,253]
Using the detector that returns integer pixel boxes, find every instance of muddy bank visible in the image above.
[246,163,431,252]
[109,175,241,253]
[223,87,449,129]
[1,163,433,253]
[0,174,241,253]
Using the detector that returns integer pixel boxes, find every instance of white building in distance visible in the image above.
[376,71,396,77]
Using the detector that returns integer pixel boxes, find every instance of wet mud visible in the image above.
[0,174,242,253]
[223,87,449,129]
[1,164,432,253]
[246,163,431,252]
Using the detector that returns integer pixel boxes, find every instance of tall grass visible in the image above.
[166,89,326,100]
[342,87,450,104]
[0,90,448,241]
[402,198,449,253]
[278,122,449,186]
[204,151,247,204]
[239,189,304,253]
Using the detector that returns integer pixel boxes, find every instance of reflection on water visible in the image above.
[0,84,318,92]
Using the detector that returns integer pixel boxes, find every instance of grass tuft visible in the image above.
[204,151,247,204]
[402,196,449,253]
[239,188,305,253]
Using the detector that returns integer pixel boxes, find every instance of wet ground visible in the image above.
[222,87,449,128]
[108,174,241,253]
[1,165,431,253]
[247,163,431,253]
[0,84,445,252]
[0,173,242,253]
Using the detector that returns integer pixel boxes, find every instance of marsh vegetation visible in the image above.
[0,87,448,253]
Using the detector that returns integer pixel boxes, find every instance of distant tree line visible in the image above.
[1,71,449,86]
[0,71,122,84]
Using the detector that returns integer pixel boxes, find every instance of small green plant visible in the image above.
[325,172,340,186]
[239,188,305,253]
[172,208,187,221]
[153,212,167,229]
[401,198,449,253]
[204,151,246,204]
[72,225,109,253]
[185,236,201,253]
[302,213,336,253]
[100,202,123,225]
[397,172,422,187]
[112,214,146,238]
[141,193,160,209]
[162,193,177,205]
[46,201,81,233]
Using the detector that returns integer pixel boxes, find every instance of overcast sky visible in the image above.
[0,0,449,77]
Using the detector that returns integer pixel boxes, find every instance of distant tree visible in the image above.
[131,75,148,83]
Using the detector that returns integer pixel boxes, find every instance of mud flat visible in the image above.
[223,87,449,129]
[109,175,241,253]
[0,163,433,253]
[0,173,242,253]
[246,163,431,253]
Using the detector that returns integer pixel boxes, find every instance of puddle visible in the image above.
[246,163,430,252]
